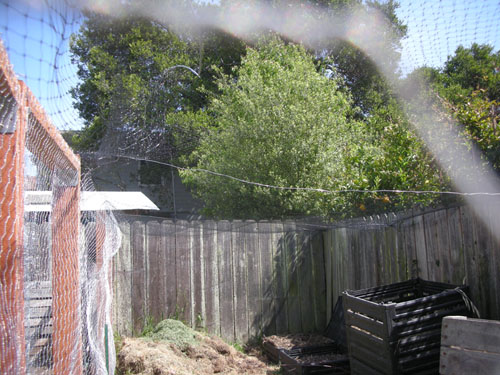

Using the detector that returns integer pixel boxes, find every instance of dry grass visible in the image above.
[116,319,280,375]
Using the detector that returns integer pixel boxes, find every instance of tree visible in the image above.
[247,0,408,114]
[70,6,246,157]
[422,44,500,172]
[70,0,408,156]
[70,1,447,219]
[331,1,407,113]
[442,43,500,101]
[181,38,442,219]
[358,95,448,212]
[70,13,190,153]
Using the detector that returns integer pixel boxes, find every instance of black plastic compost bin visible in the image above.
[263,297,350,374]
[343,278,476,375]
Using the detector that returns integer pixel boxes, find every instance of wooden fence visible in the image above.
[324,203,500,323]
[113,219,327,343]
[113,203,500,343]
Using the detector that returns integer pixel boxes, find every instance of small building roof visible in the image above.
[24,191,159,212]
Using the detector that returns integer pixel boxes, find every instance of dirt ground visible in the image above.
[262,334,334,350]
[116,320,280,375]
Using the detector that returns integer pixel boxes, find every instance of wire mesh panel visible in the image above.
[80,197,121,375]
[23,84,82,375]
[23,87,81,374]
[23,149,53,374]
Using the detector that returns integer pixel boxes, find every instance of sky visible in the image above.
[0,0,84,130]
[395,0,500,74]
[0,0,499,131]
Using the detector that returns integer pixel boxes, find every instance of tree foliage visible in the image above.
[324,0,407,114]
[260,0,408,114]
[70,6,245,154]
[70,0,408,158]
[422,44,500,172]
[70,1,452,219]
[181,38,442,219]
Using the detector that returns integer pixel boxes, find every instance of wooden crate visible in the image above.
[263,297,349,374]
[343,278,476,375]
[440,316,500,375]
[279,344,350,375]
[263,338,350,374]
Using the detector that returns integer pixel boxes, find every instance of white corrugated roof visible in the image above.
[24,191,159,212]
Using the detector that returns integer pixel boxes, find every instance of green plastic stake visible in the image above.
[105,324,109,373]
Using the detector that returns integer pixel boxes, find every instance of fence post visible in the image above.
[0,43,27,375]
[51,184,82,375]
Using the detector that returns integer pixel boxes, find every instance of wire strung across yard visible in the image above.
[99,154,500,197]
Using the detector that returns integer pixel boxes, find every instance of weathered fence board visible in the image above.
[423,211,440,281]
[258,222,276,336]
[299,230,314,333]
[113,221,132,335]
[175,222,191,325]
[413,214,428,279]
[460,206,478,298]
[147,221,164,323]
[191,221,203,328]
[436,209,452,283]
[474,208,493,317]
[284,222,301,333]
[311,231,326,330]
[486,204,500,318]
[131,221,145,334]
[217,220,234,341]
[447,207,464,286]
[273,222,289,334]
[163,221,177,320]
[324,230,333,324]
[246,222,261,340]
[203,221,219,335]
[232,221,249,342]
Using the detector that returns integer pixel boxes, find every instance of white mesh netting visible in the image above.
[1,38,120,374]
[0,0,500,374]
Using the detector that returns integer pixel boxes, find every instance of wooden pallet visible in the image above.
[25,281,53,373]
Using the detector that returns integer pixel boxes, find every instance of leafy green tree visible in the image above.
[323,0,408,114]
[70,0,407,156]
[256,0,408,114]
[419,44,500,172]
[70,7,245,156]
[359,95,447,212]
[70,13,188,150]
[181,38,442,218]
[442,43,500,101]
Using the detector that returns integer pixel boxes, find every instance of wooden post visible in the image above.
[0,42,27,375]
[51,184,82,375]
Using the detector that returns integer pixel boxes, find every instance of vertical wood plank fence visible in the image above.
[324,203,500,324]
[113,218,327,343]
[113,202,500,343]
